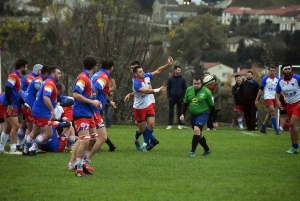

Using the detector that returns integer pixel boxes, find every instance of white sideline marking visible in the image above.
[241,131,261,136]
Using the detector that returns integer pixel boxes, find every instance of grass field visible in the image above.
[0,126,299,201]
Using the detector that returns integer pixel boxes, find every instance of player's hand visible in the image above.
[255,99,259,106]
[91,100,102,109]
[276,100,281,108]
[179,114,184,121]
[110,101,117,109]
[160,86,167,93]
[168,56,173,65]
[124,94,131,102]
[7,105,13,116]
[24,103,31,110]
[51,110,55,120]
[213,122,218,129]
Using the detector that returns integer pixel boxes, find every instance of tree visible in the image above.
[0,0,170,124]
[168,13,228,64]
[229,15,237,32]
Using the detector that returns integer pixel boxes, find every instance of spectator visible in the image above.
[166,65,187,130]
[203,74,221,130]
[238,71,259,131]
[231,75,244,130]
[105,78,116,128]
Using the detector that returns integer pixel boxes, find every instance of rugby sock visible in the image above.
[199,136,210,152]
[84,149,91,161]
[0,132,9,150]
[68,161,76,169]
[68,135,75,150]
[292,143,299,149]
[24,135,34,153]
[143,127,152,145]
[17,126,25,146]
[146,127,157,141]
[76,155,84,170]
[238,118,243,128]
[10,143,16,152]
[105,137,113,147]
[191,135,200,152]
[134,130,142,141]
[271,117,279,131]
[29,134,46,151]
[261,124,266,129]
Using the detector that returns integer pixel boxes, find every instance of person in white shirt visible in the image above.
[275,63,300,154]
[255,66,280,134]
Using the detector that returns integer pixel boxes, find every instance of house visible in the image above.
[222,5,300,31]
[226,36,260,52]
[201,62,234,84]
[152,0,199,24]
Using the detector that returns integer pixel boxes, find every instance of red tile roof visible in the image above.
[224,5,300,16]
[232,69,252,76]
[201,62,220,69]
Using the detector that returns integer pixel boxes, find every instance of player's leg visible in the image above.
[268,103,279,134]
[73,118,91,177]
[145,116,159,151]
[198,113,211,156]
[0,119,10,153]
[23,119,42,155]
[6,116,20,154]
[286,106,299,154]
[29,123,53,155]
[133,108,147,150]
[17,119,27,150]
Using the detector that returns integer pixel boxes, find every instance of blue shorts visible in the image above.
[190,113,210,130]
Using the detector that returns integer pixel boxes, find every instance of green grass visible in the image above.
[231,0,297,9]
[1,126,299,201]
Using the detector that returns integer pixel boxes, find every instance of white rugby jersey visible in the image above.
[149,94,155,103]
[276,74,300,104]
[133,73,152,109]
[260,75,279,99]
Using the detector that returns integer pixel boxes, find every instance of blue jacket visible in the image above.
[167,74,186,99]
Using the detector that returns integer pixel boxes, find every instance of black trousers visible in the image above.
[168,97,183,126]
[207,110,220,129]
[243,102,257,130]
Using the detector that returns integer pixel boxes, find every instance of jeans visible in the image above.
[168,97,183,126]
[105,106,112,128]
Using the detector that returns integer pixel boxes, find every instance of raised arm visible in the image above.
[151,56,173,77]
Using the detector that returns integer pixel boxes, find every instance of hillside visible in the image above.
[230,0,300,8]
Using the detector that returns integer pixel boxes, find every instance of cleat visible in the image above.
[275,130,280,135]
[146,139,160,151]
[75,170,86,177]
[22,151,30,156]
[202,150,211,156]
[83,164,94,175]
[134,139,141,151]
[260,128,266,134]
[238,127,244,131]
[8,150,22,155]
[109,144,117,152]
[16,145,23,151]
[178,125,182,130]
[189,152,195,157]
[166,125,172,129]
[286,147,298,154]
[29,150,37,156]
[140,145,147,152]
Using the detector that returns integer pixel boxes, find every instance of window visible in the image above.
[222,72,229,78]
